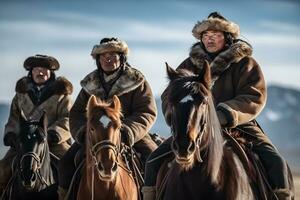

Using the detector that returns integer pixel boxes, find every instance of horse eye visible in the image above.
[90,127,95,132]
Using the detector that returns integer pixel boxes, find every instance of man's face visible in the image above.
[31,67,51,85]
[99,52,121,72]
[202,30,225,53]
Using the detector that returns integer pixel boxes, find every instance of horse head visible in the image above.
[18,111,48,190]
[166,61,223,171]
[86,95,122,181]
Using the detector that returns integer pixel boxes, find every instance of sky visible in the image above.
[0,0,300,102]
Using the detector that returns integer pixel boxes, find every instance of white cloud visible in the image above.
[244,33,300,47]
[258,20,300,33]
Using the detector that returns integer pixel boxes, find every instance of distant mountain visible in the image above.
[256,85,300,172]
[1,85,300,171]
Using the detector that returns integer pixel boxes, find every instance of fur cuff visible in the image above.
[217,103,238,128]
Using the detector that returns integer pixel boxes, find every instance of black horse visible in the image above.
[2,112,58,200]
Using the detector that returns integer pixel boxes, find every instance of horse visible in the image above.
[76,95,138,200]
[156,61,295,200]
[2,112,58,200]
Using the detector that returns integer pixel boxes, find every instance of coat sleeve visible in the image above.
[48,94,73,143]
[4,95,20,146]
[69,89,89,143]
[121,80,157,144]
[216,57,267,128]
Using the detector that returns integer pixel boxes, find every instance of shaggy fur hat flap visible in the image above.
[91,38,129,59]
[192,12,240,39]
[24,54,60,71]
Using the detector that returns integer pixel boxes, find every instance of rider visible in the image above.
[58,37,158,199]
[0,54,73,195]
[142,12,291,200]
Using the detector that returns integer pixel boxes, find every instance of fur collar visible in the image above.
[189,40,252,85]
[81,65,145,99]
[16,76,73,95]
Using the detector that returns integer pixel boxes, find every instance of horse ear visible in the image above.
[87,95,98,116]
[39,111,48,130]
[111,95,121,112]
[166,62,179,81]
[199,60,212,89]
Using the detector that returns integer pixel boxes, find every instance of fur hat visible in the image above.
[24,54,60,71]
[192,12,240,40]
[91,37,129,59]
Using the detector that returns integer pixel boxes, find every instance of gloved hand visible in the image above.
[47,130,61,144]
[4,132,17,148]
[120,126,134,147]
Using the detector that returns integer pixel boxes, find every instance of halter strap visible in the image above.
[91,140,119,157]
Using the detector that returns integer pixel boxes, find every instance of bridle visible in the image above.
[19,127,50,187]
[170,100,208,163]
[89,139,120,168]
[87,126,121,200]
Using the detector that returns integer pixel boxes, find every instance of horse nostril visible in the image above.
[188,141,196,153]
[31,173,36,182]
[112,162,118,172]
[98,163,104,171]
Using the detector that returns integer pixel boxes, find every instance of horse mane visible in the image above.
[205,96,224,184]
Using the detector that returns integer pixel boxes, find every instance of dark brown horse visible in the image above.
[157,62,295,200]
[77,95,138,200]
[156,62,256,200]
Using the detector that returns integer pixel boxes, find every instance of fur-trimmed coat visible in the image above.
[4,76,73,145]
[70,64,157,144]
[162,40,267,139]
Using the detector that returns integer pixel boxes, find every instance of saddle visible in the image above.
[223,128,276,200]
[155,130,278,200]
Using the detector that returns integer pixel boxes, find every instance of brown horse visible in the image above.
[156,62,256,200]
[77,95,138,200]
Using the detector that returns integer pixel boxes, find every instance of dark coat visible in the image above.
[70,64,157,145]
[162,40,268,142]
[4,76,73,146]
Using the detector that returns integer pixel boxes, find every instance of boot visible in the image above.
[58,186,68,200]
[274,188,291,200]
[142,186,156,200]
